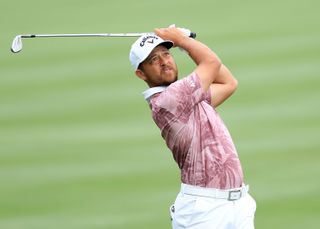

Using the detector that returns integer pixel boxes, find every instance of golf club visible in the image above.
[11,31,196,53]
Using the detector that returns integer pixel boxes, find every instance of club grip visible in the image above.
[189,32,197,39]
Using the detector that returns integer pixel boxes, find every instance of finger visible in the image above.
[154,28,164,37]
[154,28,160,35]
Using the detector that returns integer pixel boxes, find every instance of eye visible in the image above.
[163,51,171,57]
[149,56,159,64]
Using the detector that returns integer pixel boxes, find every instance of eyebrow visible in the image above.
[146,48,170,62]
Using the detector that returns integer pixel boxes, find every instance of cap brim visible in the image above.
[160,41,174,50]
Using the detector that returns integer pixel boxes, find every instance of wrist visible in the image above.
[174,35,191,48]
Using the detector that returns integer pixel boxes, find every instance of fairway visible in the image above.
[1,0,320,228]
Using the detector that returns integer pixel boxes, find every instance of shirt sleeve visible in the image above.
[154,72,211,117]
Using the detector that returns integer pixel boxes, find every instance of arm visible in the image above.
[209,64,238,108]
[154,27,222,92]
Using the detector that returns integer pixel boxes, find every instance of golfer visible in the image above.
[129,26,256,229]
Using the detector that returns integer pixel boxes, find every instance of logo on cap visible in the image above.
[140,35,159,47]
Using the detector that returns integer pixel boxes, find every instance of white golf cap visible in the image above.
[129,34,173,70]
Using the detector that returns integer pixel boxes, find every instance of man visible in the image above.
[129,26,256,229]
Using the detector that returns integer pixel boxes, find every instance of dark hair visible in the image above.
[137,63,144,71]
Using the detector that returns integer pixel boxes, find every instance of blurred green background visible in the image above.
[1,0,319,228]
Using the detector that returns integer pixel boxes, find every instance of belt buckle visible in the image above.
[228,190,241,201]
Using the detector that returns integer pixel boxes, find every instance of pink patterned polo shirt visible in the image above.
[143,72,244,189]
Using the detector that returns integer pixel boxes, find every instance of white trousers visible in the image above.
[170,184,256,229]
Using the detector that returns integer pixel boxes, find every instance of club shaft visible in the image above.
[11,31,196,53]
[21,33,147,39]
[20,31,197,39]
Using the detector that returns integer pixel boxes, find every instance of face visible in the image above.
[135,45,178,87]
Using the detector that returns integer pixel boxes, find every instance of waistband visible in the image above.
[180,183,249,201]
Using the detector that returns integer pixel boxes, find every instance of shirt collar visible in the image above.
[142,86,167,102]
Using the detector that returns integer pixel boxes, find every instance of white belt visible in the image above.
[180,183,249,201]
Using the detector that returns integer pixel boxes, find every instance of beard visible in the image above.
[159,64,178,85]
[161,74,178,86]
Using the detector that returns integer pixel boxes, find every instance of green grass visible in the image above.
[1,0,320,228]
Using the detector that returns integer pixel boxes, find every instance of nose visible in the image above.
[158,55,167,66]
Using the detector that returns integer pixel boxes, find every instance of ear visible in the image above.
[135,69,147,81]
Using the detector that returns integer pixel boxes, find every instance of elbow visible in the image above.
[230,77,238,93]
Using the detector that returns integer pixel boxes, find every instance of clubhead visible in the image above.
[11,35,22,53]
